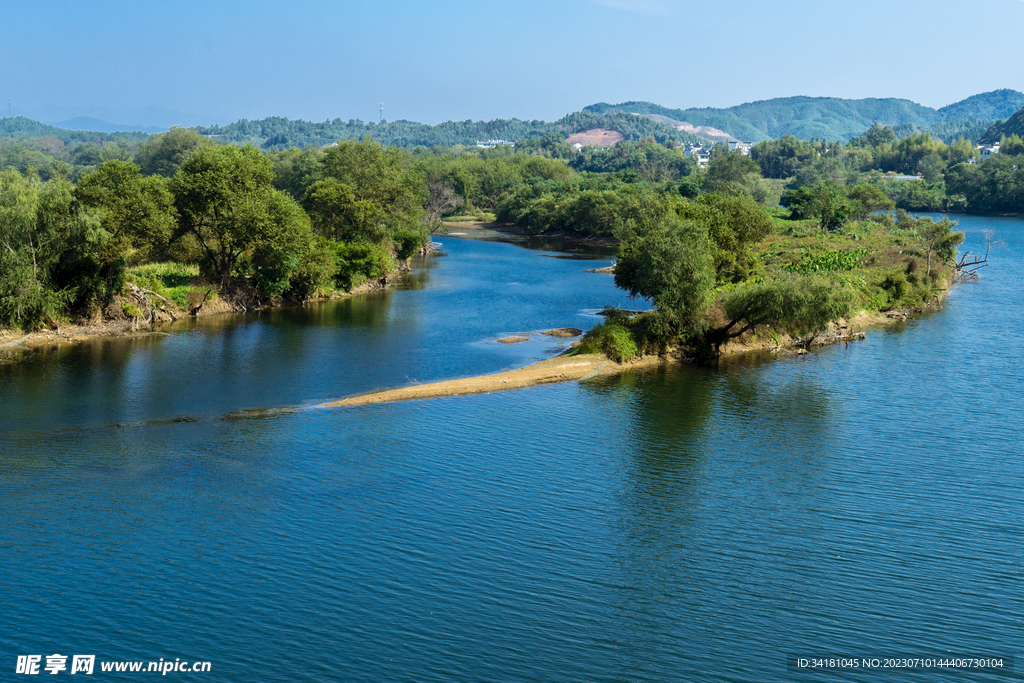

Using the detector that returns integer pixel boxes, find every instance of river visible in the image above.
[1,217,1020,681]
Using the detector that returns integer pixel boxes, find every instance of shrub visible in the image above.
[334,242,395,290]
[579,322,639,363]
[288,237,337,299]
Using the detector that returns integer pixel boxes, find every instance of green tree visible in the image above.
[784,180,851,231]
[946,137,979,166]
[1001,134,1024,156]
[0,169,96,328]
[172,144,313,295]
[715,275,853,350]
[706,152,761,191]
[677,192,773,280]
[859,122,896,148]
[136,126,213,177]
[75,160,177,266]
[846,183,895,220]
[317,138,428,251]
[614,217,715,340]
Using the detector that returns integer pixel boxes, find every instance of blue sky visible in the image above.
[3,0,1023,126]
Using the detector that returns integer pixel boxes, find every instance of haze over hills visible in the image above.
[4,90,1022,151]
[23,104,231,130]
[586,89,1024,143]
[46,117,166,135]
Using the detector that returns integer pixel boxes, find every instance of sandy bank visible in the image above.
[322,305,924,408]
[323,353,669,407]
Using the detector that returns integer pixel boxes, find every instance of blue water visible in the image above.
[1,220,1021,681]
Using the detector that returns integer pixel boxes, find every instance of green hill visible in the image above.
[936,89,1024,121]
[980,106,1024,143]
[0,116,150,143]
[194,111,706,149]
[586,90,1024,143]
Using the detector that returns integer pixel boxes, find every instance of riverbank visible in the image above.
[0,275,399,362]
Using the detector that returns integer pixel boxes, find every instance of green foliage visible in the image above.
[751,135,816,179]
[0,169,98,328]
[677,193,774,281]
[0,116,149,144]
[980,105,1024,144]
[288,237,337,299]
[570,139,696,180]
[783,180,851,231]
[614,215,715,340]
[74,160,177,265]
[124,262,200,309]
[718,275,853,347]
[1000,134,1024,157]
[315,137,428,254]
[578,322,638,362]
[588,91,1024,143]
[496,175,633,236]
[882,179,948,212]
[846,183,895,219]
[333,241,395,290]
[194,110,701,149]
[784,249,867,274]
[120,300,143,318]
[514,132,576,160]
[135,127,212,177]
[270,146,325,198]
[706,152,761,191]
[416,151,573,211]
[244,191,313,299]
[172,144,316,298]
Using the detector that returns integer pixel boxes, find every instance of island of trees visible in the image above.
[5,98,1022,359]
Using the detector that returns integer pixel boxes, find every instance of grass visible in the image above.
[443,212,496,223]
[757,215,950,312]
[124,262,204,310]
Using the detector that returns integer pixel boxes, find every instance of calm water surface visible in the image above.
[1,220,1021,682]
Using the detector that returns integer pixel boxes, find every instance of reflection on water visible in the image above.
[1,218,1023,682]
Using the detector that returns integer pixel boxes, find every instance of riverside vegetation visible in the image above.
[0,120,992,362]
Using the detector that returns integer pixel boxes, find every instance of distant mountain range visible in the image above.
[585,89,1024,143]
[3,90,1023,149]
[191,110,706,149]
[0,117,150,144]
[45,117,167,134]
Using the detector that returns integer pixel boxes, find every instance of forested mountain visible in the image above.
[0,116,150,143]
[193,111,705,149]
[587,90,1024,143]
[936,89,1024,121]
[893,119,994,145]
[980,106,1024,143]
